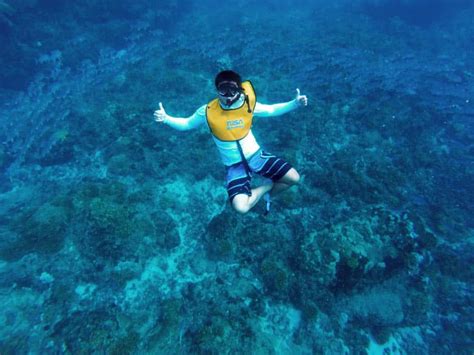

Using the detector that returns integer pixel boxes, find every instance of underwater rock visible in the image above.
[1,202,68,261]
[112,261,142,288]
[154,212,180,250]
[51,309,125,353]
[35,128,75,166]
[342,287,404,326]
[203,207,239,260]
[74,186,143,263]
[260,256,291,297]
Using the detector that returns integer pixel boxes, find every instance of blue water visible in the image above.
[0,0,473,353]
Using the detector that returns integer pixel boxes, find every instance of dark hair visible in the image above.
[215,70,242,88]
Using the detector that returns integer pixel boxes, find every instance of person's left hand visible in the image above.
[295,88,308,106]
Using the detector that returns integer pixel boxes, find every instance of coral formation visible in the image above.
[0,0,472,353]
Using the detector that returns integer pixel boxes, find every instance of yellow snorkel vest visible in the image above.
[206,81,257,142]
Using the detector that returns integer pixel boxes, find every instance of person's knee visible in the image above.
[232,197,250,214]
[285,168,300,186]
[292,170,301,185]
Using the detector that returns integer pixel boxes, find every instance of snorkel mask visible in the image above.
[217,81,242,106]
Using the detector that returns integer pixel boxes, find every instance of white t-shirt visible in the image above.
[163,95,299,166]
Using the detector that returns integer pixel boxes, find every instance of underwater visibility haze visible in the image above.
[0,0,473,353]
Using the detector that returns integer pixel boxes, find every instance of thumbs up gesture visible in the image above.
[154,102,168,123]
[295,88,308,107]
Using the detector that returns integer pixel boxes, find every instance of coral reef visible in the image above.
[0,0,472,353]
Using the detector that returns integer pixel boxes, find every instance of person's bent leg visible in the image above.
[269,168,300,196]
[232,183,273,214]
[249,151,299,198]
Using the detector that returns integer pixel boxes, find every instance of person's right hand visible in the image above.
[153,102,168,123]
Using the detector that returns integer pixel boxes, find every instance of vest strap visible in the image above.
[236,140,251,177]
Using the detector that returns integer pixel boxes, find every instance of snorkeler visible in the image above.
[154,70,308,214]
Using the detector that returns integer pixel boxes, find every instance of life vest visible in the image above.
[206,81,257,142]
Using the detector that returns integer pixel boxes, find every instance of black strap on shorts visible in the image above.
[236,140,251,177]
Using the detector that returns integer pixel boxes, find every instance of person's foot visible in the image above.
[263,192,271,216]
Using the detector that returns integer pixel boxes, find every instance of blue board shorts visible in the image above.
[225,149,292,202]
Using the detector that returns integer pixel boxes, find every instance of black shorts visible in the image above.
[225,150,292,202]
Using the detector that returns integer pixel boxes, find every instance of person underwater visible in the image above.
[154,70,308,214]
